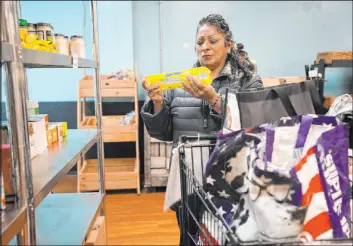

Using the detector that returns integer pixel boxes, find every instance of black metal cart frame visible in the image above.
[305,59,353,101]
[178,134,353,246]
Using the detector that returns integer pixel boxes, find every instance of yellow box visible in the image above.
[145,67,212,90]
[49,122,68,140]
[46,126,58,146]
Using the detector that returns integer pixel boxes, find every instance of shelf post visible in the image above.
[1,1,36,245]
[90,1,106,196]
[14,0,29,100]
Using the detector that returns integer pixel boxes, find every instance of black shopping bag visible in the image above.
[223,79,326,129]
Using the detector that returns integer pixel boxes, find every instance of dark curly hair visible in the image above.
[193,14,253,80]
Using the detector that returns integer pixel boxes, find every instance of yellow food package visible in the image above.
[145,67,212,90]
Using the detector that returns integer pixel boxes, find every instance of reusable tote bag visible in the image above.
[223,79,324,129]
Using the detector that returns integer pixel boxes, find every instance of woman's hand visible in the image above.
[142,77,163,112]
[182,76,218,105]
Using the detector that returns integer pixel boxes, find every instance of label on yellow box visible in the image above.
[49,122,68,140]
[47,126,58,146]
[145,67,212,90]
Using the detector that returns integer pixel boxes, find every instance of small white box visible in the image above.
[29,116,48,156]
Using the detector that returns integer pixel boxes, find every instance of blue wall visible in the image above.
[2,1,353,102]
[134,1,352,97]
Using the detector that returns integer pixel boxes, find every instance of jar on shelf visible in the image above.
[27,23,37,43]
[54,34,69,55]
[36,22,54,42]
[69,35,85,58]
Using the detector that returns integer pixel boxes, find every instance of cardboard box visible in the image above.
[1,122,9,145]
[37,114,49,130]
[29,117,47,156]
[46,125,58,146]
[28,121,37,159]
[1,144,14,195]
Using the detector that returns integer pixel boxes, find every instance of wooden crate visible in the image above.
[279,77,306,84]
[77,67,140,194]
[85,216,106,245]
[79,158,139,191]
[316,51,353,65]
[262,77,281,87]
[79,116,137,142]
[79,75,136,98]
[144,124,173,188]
[263,77,307,87]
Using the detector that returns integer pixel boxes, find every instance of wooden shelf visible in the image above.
[79,116,137,142]
[77,70,140,194]
[79,75,136,98]
[79,158,139,191]
[316,51,353,65]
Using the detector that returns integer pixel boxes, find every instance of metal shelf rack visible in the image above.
[305,52,353,101]
[1,1,106,245]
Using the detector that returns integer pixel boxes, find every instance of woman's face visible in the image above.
[195,24,232,71]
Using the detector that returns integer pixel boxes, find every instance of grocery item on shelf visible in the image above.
[120,111,136,125]
[1,144,14,196]
[27,120,37,159]
[145,67,212,90]
[18,19,58,53]
[26,100,39,117]
[46,125,58,146]
[1,123,9,145]
[49,122,68,140]
[35,22,54,42]
[37,114,49,130]
[54,34,70,55]
[69,35,85,58]
[19,18,28,44]
[108,68,134,81]
[27,23,37,43]
[29,116,48,157]
[1,174,5,211]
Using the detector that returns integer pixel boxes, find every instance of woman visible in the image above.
[141,14,263,147]
[141,14,263,244]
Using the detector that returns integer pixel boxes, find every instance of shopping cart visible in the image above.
[178,134,353,246]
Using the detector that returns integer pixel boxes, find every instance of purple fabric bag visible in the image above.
[316,124,351,238]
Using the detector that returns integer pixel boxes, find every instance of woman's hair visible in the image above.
[193,14,254,79]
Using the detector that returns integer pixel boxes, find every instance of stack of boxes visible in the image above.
[26,100,68,158]
[1,101,68,208]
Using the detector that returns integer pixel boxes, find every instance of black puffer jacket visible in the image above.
[141,62,263,148]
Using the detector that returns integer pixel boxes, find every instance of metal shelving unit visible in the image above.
[1,1,106,245]
[305,53,353,101]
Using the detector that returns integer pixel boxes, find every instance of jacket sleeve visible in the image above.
[140,90,173,142]
[241,73,263,90]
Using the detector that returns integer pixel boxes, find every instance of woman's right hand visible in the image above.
[142,77,164,112]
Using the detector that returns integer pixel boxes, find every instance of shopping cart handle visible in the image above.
[179,133,218,143]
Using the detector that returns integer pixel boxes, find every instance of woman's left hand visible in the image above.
[182,75,218,104]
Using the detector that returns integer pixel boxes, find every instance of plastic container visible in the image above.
[19,18,28,43]
[145,67,213,90]
[26,23,37,43]
[36,22,54,42]
[54,34,69,55]
[70,35,85,58]
[27,100,39,117]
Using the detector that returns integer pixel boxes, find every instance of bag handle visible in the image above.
[271,86,298,116]
[305,79,327,114]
